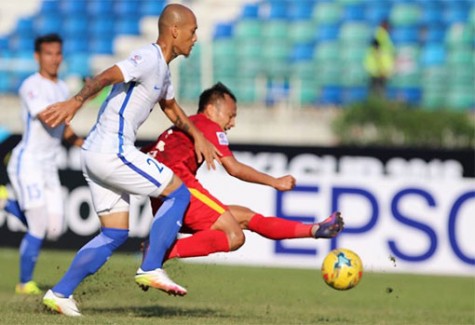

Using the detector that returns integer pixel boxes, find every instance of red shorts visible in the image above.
[150,183,228,233]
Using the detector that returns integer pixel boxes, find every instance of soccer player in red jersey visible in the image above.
[142,82,344,261]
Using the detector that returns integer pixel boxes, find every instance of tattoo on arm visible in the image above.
[174,116,190,133]
[74,77,111,103]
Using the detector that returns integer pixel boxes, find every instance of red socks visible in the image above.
[165,229,230,260]
[247,214,313,239]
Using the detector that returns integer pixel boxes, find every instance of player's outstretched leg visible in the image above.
[43,289,81,317]
[312,212,344,239]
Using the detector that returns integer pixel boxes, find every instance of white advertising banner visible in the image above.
[186,152,475,276]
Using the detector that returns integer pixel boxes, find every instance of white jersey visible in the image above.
[83,43,174,153]
[10,73,69,164]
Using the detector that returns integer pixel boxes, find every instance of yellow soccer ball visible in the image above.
[321,248,363,290]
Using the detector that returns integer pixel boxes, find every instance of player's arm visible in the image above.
[63,125,84,148]
[221,155,295,191]
[159,98,222,170]
[38,65,124,128]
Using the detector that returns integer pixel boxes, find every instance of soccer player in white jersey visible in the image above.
[6,34,83,295]
[40,4,221,316]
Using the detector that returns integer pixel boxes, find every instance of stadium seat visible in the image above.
[288,1,315,20]
[391,25,420,45]
[339,22,372,45]
[0,71,11,92]
[63,15,89,38]
[342,3,366,21]
[446,85,474,110]
[89,37,114,55]
[445,23,474,48]
[89,19,115,39]
[140,0,166,17]
[341,86,368,104]
[319,85,342,105]
[365,2,391,26]
[114,0,139,17]
[60,0,87,15]
[63,38,88,55]
[34,14,63,35]
[39,0,60,14]
[423,24,446,44]
[65,53,90,77]
[312,2,342,25]
[8,34,35,52]
[241,3,260,19]
[390,3,420,26]
[289,20,316,44]
[315,24,341,42]
[15,17,35,37]
[443,1,470,24]
[87,0,114,17]
[0,37,8,51]
[420,44,446,66]
[388,87,422,105]
[293,78,318,105]
[262,21,288,40]
[267,1,288,20]
[213,23,233,40]
[115,16,141,35]
[234,20,262,40]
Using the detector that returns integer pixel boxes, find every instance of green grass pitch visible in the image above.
[0,248,473,324]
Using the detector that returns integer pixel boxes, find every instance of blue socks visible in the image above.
[5,199,28,226]
[53,227,128,297]
[19,233,43,283]
[141,183,190,271]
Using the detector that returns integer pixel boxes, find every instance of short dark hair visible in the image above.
[197,82,236,113]
[34,33,63,53]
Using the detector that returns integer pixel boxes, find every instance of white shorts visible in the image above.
[81,146,173,215]
[7,151,63,215]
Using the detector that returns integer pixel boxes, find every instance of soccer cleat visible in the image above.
[15,281,42,295]
[43,289,81,317]
[135,268,187,296]
[313,212,344,239]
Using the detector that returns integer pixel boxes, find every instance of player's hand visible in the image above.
[39,98,82,128]
[194,135,222,170]
[274,175,296,191]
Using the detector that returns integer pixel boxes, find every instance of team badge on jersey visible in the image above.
[216,132,229,145]
[129,54,143,66]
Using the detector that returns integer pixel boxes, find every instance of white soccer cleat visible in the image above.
[135,268,187,296]
[43,289,81,317]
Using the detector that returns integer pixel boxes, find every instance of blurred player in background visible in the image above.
[39,4,220,317]
[141,82,344,264]
[6,33,83,295]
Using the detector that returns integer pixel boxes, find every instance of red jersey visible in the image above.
[143,114,233,187]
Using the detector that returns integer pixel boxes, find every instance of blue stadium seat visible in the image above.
[420,43,446,66]
[319,86,342,105]
[388,87,422,104]
[0,37,9,50]
[65,53,90,77]
[89,19,115,39]
[291,43,314,62]
[63,38,88,55]
[341,86,368,104]
[114,0,139,17]
[443,1,470,24]
[60,0,87,15]
[34,14,63,35]
[87,0,114,16]
[289,1,314,20]
[241,3,260,19]
[140,0,166,16]
[343,3,366,21]
[419,1,443,25]
[267,1,288,20]
[365,2,391,26]
[89,37,114,55]
[115,17,141,35]
[315,24,341,42]
[16,17,35,37]
[0,71,11,93]
[213,23,233,40]
[9,34,35,52]
[391,25,419,45]
[39,0,60,14]
[424,24,446,44]
[63,15,88,38]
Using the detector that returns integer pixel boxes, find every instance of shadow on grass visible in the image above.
[87,305,229,319]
